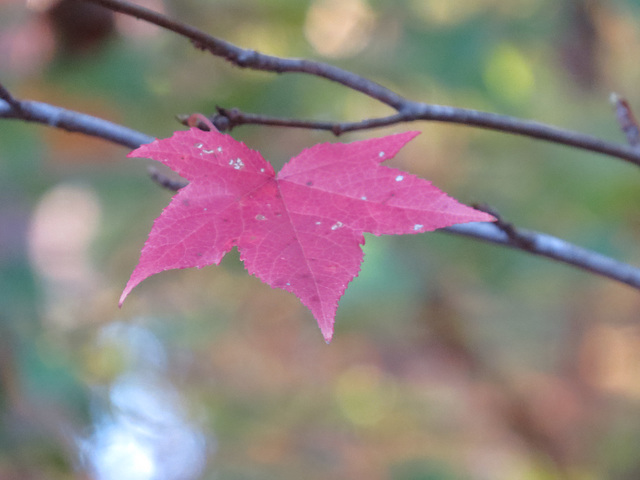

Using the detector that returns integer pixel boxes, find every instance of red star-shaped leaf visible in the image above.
[121,127,494,342]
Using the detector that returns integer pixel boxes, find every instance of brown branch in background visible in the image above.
[83,0,640,168]
[611,93,640,147]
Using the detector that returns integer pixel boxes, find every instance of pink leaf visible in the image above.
[121,128,495,342]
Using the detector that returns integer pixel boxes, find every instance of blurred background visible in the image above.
[2,0,640,478]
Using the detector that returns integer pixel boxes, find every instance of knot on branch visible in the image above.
[234,49,259,67]
[211,106,242,132]
[190,38,208,51]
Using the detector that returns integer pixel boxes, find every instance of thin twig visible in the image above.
[203,107,640,167]
[179,108,408,135]
[83,0,640,168]
[0,83,21,111]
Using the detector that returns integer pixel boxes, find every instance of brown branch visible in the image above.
[203,108,640,168]
[82,0,406,110]
[84,0,640,168]
[0,84,154,149]
[0,83,22,111]
[444,222,640,290]
[176,108,407,135]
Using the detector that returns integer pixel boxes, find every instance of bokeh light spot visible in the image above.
[334,364,396,426]
[304,0,376,58]
[483,44,535,105]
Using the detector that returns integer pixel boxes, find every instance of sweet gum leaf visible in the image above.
[121,128,495,342]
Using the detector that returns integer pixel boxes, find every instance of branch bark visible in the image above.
[0,96,154,148]
[84,0,640,168]
[444,223,640,289]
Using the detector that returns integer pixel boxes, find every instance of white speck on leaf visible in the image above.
[378,151,385,158]
[395,175,404,182]
[315,221,322,225]
[203,148,215,154]
[413,224,423,231]
[229,158,244,170]
[360,196,367,201]
[255,214,267,220]
[217,146,223,152]
[331,221,344,231]
[194,142,203,148]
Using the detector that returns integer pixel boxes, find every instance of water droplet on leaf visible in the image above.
[395,175,404,182]
[331,221,344,230]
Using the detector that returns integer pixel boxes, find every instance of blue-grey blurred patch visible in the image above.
[79,322,211,480]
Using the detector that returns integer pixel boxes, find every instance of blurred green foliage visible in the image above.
[2,0,640,478]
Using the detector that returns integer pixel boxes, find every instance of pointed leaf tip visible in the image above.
[118,280,136,307]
